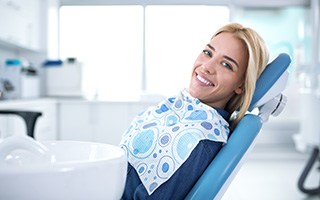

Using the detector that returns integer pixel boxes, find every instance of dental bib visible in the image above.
[120,89,229,194]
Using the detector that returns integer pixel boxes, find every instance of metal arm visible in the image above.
[0,110,42,138]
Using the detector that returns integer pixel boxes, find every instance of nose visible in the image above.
[201,58,217,74]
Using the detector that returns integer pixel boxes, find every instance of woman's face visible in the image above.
[189,32,248,109]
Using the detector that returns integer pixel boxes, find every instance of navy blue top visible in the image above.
[215,107,229,121]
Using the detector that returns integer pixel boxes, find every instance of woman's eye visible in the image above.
[202,50,212,57]
[222,62,233,71]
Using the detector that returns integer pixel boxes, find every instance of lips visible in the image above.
[196,74,213,86]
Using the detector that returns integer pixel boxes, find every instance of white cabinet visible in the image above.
[0,0,41,51]
[0,99,58,140]
[58,101,153,145]
[0,99,154,145]
[58,102,128,145]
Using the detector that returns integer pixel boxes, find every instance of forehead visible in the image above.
[210,32,248,67]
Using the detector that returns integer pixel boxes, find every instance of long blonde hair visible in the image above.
[213,23,269,127]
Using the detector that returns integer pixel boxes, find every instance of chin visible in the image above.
[188,88,200,99]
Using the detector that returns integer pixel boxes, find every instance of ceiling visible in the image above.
[60,0,310,7]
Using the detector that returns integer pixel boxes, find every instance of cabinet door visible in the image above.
[15,0,41,50]
[0,3,27,45]
[59,103,130,145]
[27,103,58,140]
[0,117,9,138]
[0,0,41,51]
[0,115,25,138]
[93,103,129,145]
[0,100,58,140]
[58,103,94,141]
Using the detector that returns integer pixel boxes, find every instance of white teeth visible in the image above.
[196,75,213,86]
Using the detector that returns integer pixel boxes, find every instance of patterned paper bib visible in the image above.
[120,89,229,194]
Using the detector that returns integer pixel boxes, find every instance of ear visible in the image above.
[234,84,244,94]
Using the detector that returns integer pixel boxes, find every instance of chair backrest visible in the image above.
[185,53,291,200]
[249,53,291,111]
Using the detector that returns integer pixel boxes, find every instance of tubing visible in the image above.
[297,147,320,196]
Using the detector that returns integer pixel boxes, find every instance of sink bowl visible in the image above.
[0,135,127,200]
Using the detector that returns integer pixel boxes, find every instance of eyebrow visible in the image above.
[206,44,240,69]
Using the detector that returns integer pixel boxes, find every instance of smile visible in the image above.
[196,74,213,86]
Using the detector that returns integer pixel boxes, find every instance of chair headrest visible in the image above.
[249,53,291,111]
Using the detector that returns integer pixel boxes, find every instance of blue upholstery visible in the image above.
[249,53,291,111]
[185,53,291,200]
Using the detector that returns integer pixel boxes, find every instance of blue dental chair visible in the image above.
[186,53,291,200]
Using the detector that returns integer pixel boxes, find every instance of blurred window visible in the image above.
[60,6,143,100]
[145,6,229,96]
[59,5,229,100]
[233,6,311,73]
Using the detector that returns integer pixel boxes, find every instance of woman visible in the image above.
[120,22,269,199]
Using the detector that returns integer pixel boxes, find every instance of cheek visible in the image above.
[230,76,245,91]
[219,73,242,88]
[193,54,203,68]
[191,63,200,76]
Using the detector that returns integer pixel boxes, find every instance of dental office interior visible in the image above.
[0,0,319,199]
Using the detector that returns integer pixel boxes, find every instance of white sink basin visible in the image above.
[0,135,127,200]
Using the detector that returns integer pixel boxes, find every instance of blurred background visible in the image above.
[0,0,319,199]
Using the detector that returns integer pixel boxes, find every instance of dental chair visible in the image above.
[186,53,291,200]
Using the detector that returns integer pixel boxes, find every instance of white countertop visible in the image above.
[0,96,159,107]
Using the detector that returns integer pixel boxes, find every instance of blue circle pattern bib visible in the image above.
[120,90,229,195]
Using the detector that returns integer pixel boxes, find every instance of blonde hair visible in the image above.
[213,23,269,128]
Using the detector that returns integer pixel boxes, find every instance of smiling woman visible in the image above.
[59,5,230,100]
[189,32,249,110]
[120,22,269,199]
